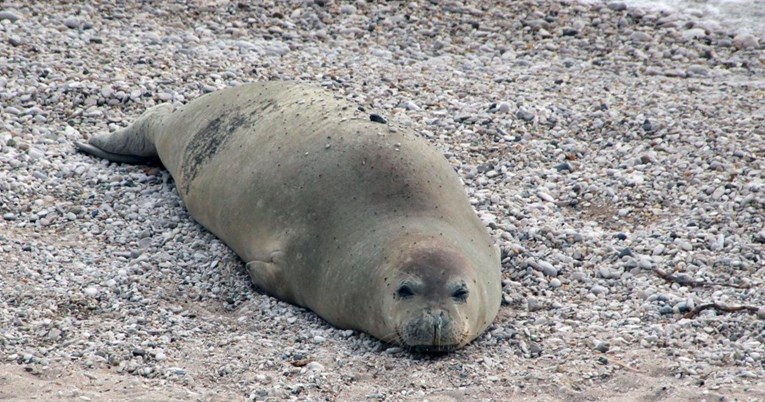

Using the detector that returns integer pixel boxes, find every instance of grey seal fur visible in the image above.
[76,81,501,352]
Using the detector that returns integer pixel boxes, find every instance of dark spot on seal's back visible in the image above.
[181,111,245,194]
[181,116,224,194]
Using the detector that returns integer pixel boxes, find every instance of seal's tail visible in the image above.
[75,103,172,165]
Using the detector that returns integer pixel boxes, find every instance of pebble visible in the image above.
[339,5,356,14]
[598,267,620,280]
[537,260,558,277]
[630,31,652,42]
[733,33,758,50]
[674,301,691,314]
[591,285,609,296]
[0,10,20,22]
[716,38,733,47]
[561,28,578,37]
[709,234,724,251]
[527,297,544,312]
[594,341,610,353]
[687,65,708,77]
[637,256,652,269]
[403,100,420,111]
[607,2,627,12]
[676,240,693,251]
[516,109,534,122]
[555,162,572,172]
[306,361,324,372]
[63,17,82,29]
[681,28,706,40]
[537,191,555,202]
[644,66,661,76]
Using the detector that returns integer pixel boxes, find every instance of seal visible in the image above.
[76,82,501,352]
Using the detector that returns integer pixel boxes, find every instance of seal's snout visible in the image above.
[400,307,464,352]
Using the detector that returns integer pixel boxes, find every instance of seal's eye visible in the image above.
[396,284,414,299]
[452,287,469,302]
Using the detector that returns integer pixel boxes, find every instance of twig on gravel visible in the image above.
[683,302,763,319]
[606,357,643,373]
[653,267,752,289]
[289,359,313,367]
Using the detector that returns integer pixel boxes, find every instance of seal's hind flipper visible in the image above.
[75,103,172,166]
[75,141,161,166]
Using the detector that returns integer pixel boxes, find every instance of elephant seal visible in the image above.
[76,81,501,352]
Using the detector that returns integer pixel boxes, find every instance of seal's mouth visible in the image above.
[394,325,466,354]
[407,344,458,354]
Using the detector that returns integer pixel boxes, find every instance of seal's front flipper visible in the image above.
[75,141,161,165]
[245,251,297,305]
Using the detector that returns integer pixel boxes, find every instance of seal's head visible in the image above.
[379,240,497,352]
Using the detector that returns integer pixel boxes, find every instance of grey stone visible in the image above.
[64,17,82,29]
[733,33,758,50]
[687,65,708,76]
[630,31,652,42]
[607,2,627,12]
[516,109,534,122]
[0,10,20,22]
[681,28,706,40]
[591,285,609,295]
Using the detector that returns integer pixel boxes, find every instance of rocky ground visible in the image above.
[1,0,764,401]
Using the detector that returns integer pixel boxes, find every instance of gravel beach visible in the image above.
[1,1,764,400]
